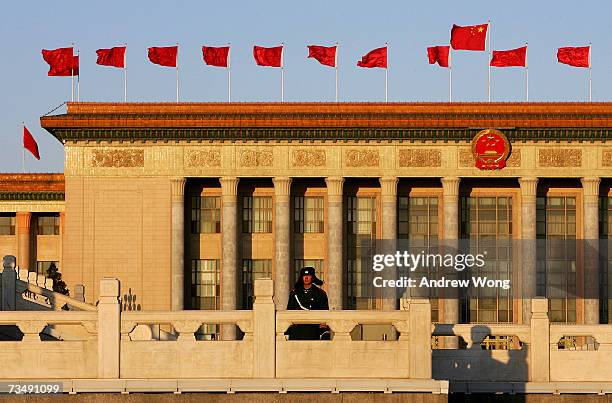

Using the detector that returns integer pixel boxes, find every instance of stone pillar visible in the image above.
[273,177,292,310]
[325,177,344,310]
[441,177,460,326]
[380,177,398,310]
[98,278,120,379]
[519,177,538,324]
[530,298,550,382]
[407,298,432,379]
[170,178,186,311]
[581,177,600,324]
[16,212,32,272]
[252,278,275,378]
[2,255,17,311]
[220,177,239,340]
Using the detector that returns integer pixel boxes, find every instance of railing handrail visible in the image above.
[277,310,409,324]
[122,310,252,324]
[16,280,97,311]
[0,311,97,324]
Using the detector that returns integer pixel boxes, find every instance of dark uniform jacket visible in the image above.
[286,285,329,340]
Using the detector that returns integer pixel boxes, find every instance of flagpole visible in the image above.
[77,48,80,102]
[588,43,592,102]
[525,42,529,102]
[449,48,453,102]
[124,43,128,102]
[71,43,74,102]
[487,20,491,102]
[335,42,339,102]
[176,42,180,102]
[385,42,388,102]
[281,42,285,102]
[227,42,232,102]
[21,122,25,174]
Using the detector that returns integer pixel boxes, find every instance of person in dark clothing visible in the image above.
[286,267,330,340]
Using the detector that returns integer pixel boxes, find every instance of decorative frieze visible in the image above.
[398,149,441,167]
[602,149,612,167]
[184,149,221,168]
[538,149,582,167]
[291,149,326,167]
[91,149,144,168]
[345,150,379,167]
[240,149,273,167]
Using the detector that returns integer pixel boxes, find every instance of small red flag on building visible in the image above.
[96,46,126,68]
[253,46,283,67]
[427,46,450,67]
[307,45,337,67]
[450,23,488,51]
[557,46,590,68]
[23,126,40,160]
[148,46,178,67]
[42,47,79,76]
[357,46,387,68]
[202,46,230,67]
[490,46,527,67]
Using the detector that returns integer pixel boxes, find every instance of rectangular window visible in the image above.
[461,196,513,323]
[601,197,612,323]
[37,214,59,235]
[294,196,324,233]
[0,214,15,235]
[191,259,220,340]
[242,259,272,309]
[36,261,58,275]
[191,196,221,234]
[293,259,324,284]
[537,196,577,323]
[243,196,272,233]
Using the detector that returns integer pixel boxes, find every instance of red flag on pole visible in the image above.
[202,46,230,67]
[253,46,283,67]
[96,46,126,68]
[42,47,79,76]
[23,126,40,160]
[490,46,527,67]
[557,46,590,68]
[427,46,450,67]
[307,45,337,67]
[450,24,488,51]
[148,46,178,67]
[357,46,387,68]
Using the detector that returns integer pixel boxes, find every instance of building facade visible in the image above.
[27,102,612,335]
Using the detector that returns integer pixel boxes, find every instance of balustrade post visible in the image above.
[253,278,275,378]
[2,255,17,311]
[408,298,432,379]
[98,278,120,379]
[530,297,550,382]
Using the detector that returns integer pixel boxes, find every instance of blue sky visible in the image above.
[1,0,610,172]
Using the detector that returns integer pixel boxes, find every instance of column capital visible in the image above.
[380,176,399,201]
[325,177,345,199]
[220,177,240,199]
[170,177,187,197]
[441,177,461,198]
[15,212,32,232]
[519,177,539,197]
[581,177,601,197]
[273,177,292,199]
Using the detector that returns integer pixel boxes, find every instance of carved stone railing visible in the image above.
[16,280,96,311]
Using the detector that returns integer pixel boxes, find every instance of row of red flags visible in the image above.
[42,29,590,76]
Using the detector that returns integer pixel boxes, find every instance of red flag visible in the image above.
[450,23,488,51]
[42,47,79,76]
[357,46,387,68]
[307,45,337,67]
[148,46,178,67]
[427,46,450,68]
[490,46,527,67]
[23,127,40,160]
[96,46,126,68]
[557,46,590,68]
[253,46,283,67]
[202,46,230,67]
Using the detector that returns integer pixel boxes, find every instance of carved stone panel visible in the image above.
[239,149,273,167]
[185,149,221,168]
[538,149,582,167]
[603,149,612,167]
[345,149,379,167]
[92,149,144,168]
[398,149,441,167]
[291,149,326,167]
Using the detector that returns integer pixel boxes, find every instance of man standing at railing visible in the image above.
[286,267,330,340]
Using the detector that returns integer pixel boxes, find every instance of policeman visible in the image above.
[286,267,329,340]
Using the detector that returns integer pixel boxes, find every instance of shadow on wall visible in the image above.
[122,288,141,311]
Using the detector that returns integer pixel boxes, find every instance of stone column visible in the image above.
[16,212,32,272]
[530,298,550,382]
[581,177,600,324]
[519,177,538,324]
[441,177,460,326]
[380,177,398,311]
[170,178,186,311]
[98,278,120,379]
[325,177,344,310]
[273,177,292,310]
[59,212,65,272]
[220,177,239,340]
